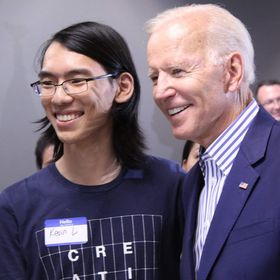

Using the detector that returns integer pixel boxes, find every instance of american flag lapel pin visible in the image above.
[239,182,248,190]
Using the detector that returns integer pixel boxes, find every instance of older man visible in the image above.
[256,80,280,121]
[147,4,280,280]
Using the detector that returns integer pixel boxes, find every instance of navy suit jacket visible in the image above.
[181,108,280,280]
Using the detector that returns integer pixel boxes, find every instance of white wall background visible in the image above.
[0,0,280,189]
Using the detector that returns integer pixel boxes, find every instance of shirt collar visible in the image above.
[200,99,259,175]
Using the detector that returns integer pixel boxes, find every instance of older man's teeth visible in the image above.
[168,106,187,116]
[56,114,79,122]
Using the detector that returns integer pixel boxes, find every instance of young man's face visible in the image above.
[147,19,239,148]
[39,42,118,145]
[257,84,280,121]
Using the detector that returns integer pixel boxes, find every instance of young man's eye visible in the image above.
[70,78,86,85]
[40,81,55,88]
[41,80,53,85]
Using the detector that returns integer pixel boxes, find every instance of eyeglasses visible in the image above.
[30,73,118,96]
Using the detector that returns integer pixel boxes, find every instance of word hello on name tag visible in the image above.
[44,217,88,247]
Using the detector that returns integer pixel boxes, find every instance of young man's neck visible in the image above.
[56,142,121,186]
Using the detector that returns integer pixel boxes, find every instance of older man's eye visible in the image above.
[149,75,158,85]
[171,69,184,76]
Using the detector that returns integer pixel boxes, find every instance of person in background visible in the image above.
[146,3,280,280]
[255,79,280,121]
[0,21,184,280]
[35,133,55,169]
[181,140,200,172]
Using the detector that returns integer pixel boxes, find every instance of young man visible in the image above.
[255,80,280,121]
[146,4,280,280]
[0,22,184,280]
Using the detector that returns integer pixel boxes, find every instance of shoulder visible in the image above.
[142,155,186,181]
[0,166,54,207]
[252,106,280,132]
[124,155,186,184]
[144,155,184,170]
[124,155,186,181]
[242,107,280,154]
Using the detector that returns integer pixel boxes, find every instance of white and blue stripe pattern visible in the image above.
[194,100,259,271]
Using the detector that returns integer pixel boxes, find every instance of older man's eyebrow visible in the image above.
[147,68,156,77]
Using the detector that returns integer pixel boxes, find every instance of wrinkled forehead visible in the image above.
[148,15,209,54]
[147,18,210,70]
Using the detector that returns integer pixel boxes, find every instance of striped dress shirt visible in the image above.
[194,99,259,270]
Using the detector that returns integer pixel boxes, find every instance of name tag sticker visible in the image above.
[44,217,88,247]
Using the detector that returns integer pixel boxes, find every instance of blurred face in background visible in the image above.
[42,144,54,168]
[257,84,280,121]
[182,142,200,172]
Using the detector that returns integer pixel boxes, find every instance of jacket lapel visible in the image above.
[197,108,273,280]
[197,155,258,280]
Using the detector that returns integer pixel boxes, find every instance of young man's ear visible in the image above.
[114,72,134,103]
[224,52,244,93]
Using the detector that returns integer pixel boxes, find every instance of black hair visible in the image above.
[181,140,195,163]
[35,21,146,169]
[35,133,55,169]
[255,79,280,98]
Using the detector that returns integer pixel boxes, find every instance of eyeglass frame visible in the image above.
[30,72,119,96]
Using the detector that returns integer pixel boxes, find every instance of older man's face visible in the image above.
[257,84,280,121]
[147,20,239,148]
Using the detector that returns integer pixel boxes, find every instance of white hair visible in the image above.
[146,4,255,104]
